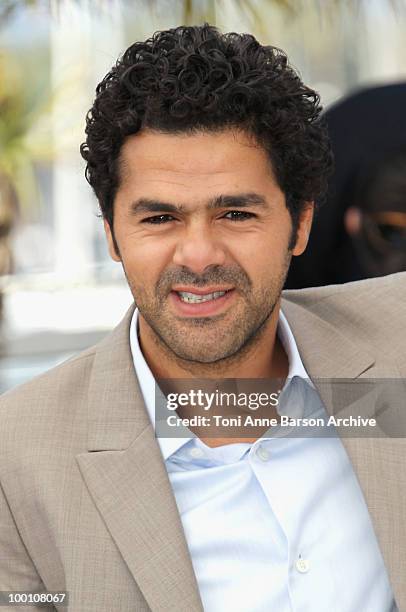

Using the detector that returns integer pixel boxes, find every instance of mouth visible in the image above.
[169,286,236,316]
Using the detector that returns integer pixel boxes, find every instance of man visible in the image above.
[0,25,405,612]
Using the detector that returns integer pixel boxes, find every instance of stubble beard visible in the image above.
[124,254,291,373]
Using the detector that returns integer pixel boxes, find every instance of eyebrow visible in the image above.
[129,193,268,215]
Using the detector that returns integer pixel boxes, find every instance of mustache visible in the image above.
[156,264,252,294]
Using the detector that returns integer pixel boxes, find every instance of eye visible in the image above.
[223,210,256,221]
[142,214,176,224]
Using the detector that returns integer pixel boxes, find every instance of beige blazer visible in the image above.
[0,272,405,611]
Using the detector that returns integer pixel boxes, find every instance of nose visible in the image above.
[172,221,227,274]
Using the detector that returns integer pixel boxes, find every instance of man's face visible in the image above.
[105,129,312,363]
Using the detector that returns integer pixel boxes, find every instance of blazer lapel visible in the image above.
[282,297,406,610]
[76,306,204,612]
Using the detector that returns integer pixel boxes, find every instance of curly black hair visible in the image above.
[80,24,333,247]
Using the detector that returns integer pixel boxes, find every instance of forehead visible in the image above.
[117,129,278,194]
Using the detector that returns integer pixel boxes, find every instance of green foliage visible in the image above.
[0,50,52,218]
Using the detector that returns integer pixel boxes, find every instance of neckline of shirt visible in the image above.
[129,307,312,461]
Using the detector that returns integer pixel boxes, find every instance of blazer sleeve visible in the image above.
[0,479,53,611]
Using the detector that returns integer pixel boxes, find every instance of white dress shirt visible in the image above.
[130,308,396,612]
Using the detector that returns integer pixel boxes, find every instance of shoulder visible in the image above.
[282,271,405,310]
[0,343,97,407]
[0,344,97,456]
[0,304,134,458]
[282,272,406,366]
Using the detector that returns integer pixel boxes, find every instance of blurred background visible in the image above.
[1,0,406,392]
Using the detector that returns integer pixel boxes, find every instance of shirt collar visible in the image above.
[129,307,311,461]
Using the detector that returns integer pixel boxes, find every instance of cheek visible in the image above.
[120,237,174,286]
[228,229,289,275]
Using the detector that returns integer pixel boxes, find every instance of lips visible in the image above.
[169,287,236,316]
[171,285,234,295]
[177,290,227,303]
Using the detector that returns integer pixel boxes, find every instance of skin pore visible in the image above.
[104,128,313,445]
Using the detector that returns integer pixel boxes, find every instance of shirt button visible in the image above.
[189,447,205,459]
[255,445,271,461]
[295,558,310,573]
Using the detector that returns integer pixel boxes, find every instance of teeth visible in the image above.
[178,290,226,303]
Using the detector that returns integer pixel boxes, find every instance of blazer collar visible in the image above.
[85,303,142,452]
[280,297,376,378]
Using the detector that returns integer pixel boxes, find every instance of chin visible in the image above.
[169,338,244,364]
[172,348,229,364]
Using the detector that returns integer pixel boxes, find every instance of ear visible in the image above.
[292,202,314,256]
[344,206,362,236]
[103,219,121,262]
